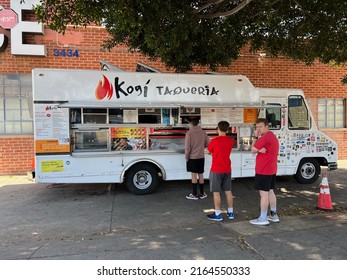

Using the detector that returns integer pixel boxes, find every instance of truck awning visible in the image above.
[56,101,284,109]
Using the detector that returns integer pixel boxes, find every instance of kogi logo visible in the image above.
[95,75,114,100]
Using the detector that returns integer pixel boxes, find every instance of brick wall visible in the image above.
[0,136,34,175]
[1,2,347,174]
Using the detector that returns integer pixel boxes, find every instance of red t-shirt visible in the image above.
[208,136,235,173]
[253,131,279,175]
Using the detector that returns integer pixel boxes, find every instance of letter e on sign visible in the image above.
[0,9,18,29]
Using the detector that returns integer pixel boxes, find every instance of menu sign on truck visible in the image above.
[34,104,70,154]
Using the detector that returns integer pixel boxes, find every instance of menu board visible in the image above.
[34,104,70,154]
[201,107,258,125]
[243,108,258,124]
[201,108,243,124]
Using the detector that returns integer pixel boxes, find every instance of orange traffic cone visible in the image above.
[316,173,333,210]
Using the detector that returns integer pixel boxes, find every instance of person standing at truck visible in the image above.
[185,118,210,200]
[250,118,280,226]
[206,121,235,221]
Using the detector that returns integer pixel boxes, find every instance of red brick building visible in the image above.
[0,0,346,175]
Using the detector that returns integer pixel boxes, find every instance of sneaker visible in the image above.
[268,213,280,223]
[250,217,270,226]
[207,212,223,221]
[227,212,235,220]
[186,193,199,200]
[199,193,207,199]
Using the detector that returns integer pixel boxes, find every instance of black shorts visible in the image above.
[254,174,277,191]
[186,158,205,173]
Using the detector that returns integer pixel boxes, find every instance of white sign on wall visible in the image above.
[0,0,46,56]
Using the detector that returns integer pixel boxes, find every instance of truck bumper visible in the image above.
[328,162,338,171]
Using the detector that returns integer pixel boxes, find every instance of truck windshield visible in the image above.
[288,95,310,130]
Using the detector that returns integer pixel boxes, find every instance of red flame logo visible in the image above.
[95,74,113,100]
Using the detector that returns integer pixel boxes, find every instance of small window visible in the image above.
[265,104,281,129]
[318,98,345,128]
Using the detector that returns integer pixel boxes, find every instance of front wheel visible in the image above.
[125,163,159,195]
[294,158,321,184]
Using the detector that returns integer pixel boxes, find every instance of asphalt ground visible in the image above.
[0,160,346,261]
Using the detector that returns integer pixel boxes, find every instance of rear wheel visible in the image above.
[125,163,159,195]
[294,158,320,184]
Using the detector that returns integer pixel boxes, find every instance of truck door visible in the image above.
[260,97,287,176]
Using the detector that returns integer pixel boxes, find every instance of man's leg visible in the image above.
[259,190,269,219]
[269,189,277,211]
[191,172,197,184]
[225,191,233,209]
[213,192,221,212]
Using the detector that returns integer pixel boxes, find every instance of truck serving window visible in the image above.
[288,95,310,130]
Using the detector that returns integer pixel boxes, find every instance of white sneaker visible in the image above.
[250,217,270,226]
[268,214,280,223]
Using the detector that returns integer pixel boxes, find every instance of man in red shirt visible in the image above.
[206,121,236,221]
[250,118,280,225]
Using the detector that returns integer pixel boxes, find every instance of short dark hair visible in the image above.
[218,121,230,132]
[190,118,199,126]
[255,118,269,126]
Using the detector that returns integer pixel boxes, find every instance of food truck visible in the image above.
[32,69,338,194]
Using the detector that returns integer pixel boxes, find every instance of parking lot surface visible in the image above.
[0,161,346,260]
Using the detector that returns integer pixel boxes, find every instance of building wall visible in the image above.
[1,2,346,175]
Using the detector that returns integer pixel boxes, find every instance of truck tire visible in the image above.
[125,163,159,195]
[294,158,320,184]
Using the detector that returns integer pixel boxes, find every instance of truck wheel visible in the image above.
[294,158,320,184]
[125,163,159,195]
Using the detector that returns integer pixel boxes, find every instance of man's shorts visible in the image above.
[186,158,205,173]
[254,174,277,191]
[209,171,232,192]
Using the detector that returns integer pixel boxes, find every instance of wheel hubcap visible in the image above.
[133,170,152,189]
[301,163,315,179]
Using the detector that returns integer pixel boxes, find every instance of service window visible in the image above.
[180,107,201,124]
[138,108,161,124]
[82,108,107,124]
[109,109,124,124]
[74,130,109,151]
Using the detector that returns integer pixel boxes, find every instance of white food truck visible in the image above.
[32,69,338,194]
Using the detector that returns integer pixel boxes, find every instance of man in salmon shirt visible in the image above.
[250,118,280,226]
[206,121,236,221]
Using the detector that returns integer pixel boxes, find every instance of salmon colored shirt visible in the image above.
[184,126,209,160]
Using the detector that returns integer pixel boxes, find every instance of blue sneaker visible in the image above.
[207,212,223,221]
[227,212,234,220]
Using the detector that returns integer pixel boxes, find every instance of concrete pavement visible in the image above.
[0,160,347,260]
